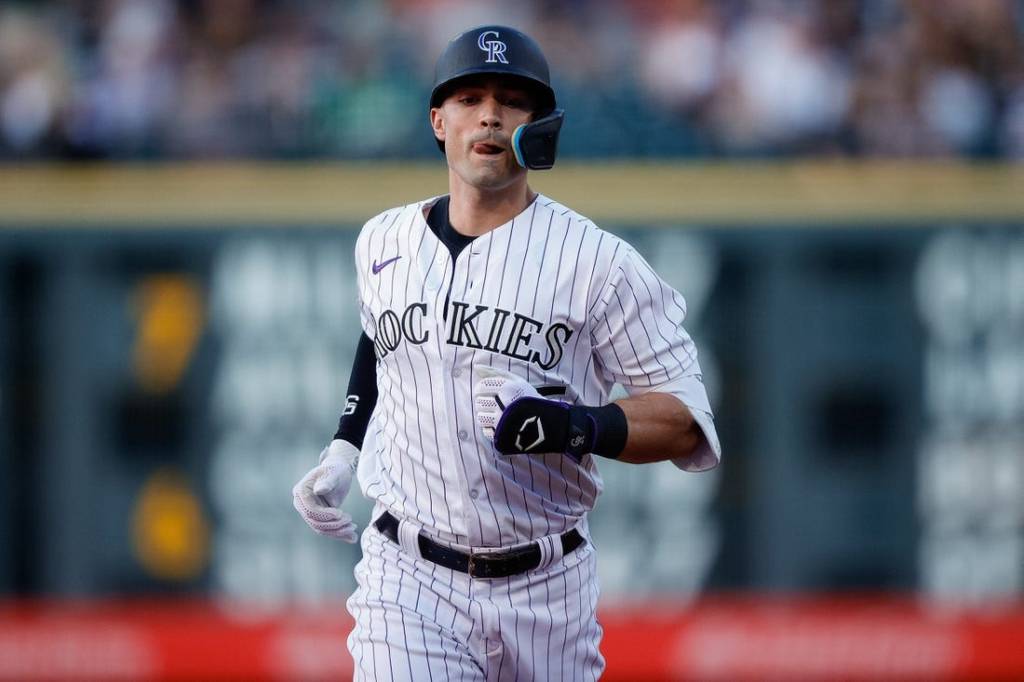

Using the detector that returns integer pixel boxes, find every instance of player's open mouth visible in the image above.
[472,143,505,155]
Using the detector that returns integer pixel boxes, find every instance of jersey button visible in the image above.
[452,368,462,378]
[469,489,479,499]
[458,429,468,441]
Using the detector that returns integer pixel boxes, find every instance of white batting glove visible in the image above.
[474,366,542,442]
[292,439,359,542]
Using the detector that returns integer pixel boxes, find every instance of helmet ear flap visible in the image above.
[512,109,564,170]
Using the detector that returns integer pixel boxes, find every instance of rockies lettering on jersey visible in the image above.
[355,194,720,548]
[374,300,574,371]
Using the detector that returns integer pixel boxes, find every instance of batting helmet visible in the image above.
[430,25,565,170]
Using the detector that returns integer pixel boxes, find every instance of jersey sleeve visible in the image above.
[590,245,721,472]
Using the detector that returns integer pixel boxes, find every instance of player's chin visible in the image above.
[470,160,522,185]
[465,169,510,189]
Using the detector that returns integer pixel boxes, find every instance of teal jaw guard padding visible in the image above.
[511,109,564,170]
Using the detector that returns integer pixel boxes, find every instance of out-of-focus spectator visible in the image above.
[848,0,1023,156]
[63,0,180,157]
[0,7,70,154]
[0,0,1022,160]
[847,24,928,156]
[638,0,724,114]
[708,2,851,153]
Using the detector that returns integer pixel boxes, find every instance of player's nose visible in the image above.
[478,97,501,128]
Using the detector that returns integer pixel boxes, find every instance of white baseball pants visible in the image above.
[347,520,604,681]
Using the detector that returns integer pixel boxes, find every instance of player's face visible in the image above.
[431,77,536,190]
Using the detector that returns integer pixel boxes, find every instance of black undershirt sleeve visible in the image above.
[333,331,378,449]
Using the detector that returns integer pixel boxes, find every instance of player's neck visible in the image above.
[447,177,536,237]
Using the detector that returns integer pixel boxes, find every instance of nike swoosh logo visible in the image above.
[372,256,401,274]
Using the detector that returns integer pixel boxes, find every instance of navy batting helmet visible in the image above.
[430,25,564,170]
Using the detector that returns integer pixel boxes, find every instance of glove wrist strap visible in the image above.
[322,439,361,472]
[568,403,628,459]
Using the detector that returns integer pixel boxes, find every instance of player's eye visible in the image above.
[500,93,528,109]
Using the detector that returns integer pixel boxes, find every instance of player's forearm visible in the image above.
[333,332,378,448]
[614,393,705,464]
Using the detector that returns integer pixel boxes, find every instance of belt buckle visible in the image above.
[467,547,499,579]
[467,548,490,578]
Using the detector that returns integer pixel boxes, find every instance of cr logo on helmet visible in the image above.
[477,30,509,64]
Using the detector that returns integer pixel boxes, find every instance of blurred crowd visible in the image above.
[1,0,1023,160]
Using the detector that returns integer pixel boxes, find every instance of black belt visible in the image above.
[373,511,585,579]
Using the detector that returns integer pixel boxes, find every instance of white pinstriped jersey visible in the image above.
[355,194,721,548]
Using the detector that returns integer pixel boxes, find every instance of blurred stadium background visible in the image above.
[2,0,1024,680]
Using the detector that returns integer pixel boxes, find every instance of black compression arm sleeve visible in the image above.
[333,332,378,448]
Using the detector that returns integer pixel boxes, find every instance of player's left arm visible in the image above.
[588,245,721,471]
[587,245,720,471]
[475,367,710,465]
[476,242,720,469]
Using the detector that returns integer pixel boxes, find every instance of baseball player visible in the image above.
[293,25,721,681]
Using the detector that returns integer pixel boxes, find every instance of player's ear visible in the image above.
[430,108,446,144]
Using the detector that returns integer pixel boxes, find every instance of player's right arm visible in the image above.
[293,215,385,541]
[292,334,377,542]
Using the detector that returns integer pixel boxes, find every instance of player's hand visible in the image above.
[292,439,359,542]
[474,366,577,457]
[474,366,542,441]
